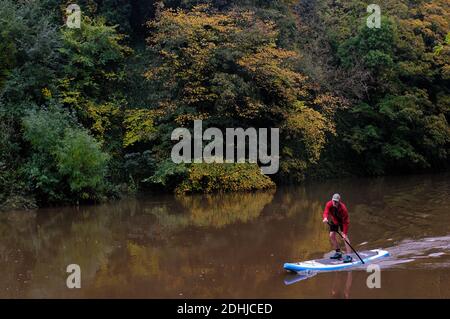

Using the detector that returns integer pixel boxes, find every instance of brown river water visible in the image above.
[1,173,449,298]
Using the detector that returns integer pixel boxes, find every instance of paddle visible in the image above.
[327,221,365,264]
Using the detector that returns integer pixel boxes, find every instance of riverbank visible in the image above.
[2,168,449,212]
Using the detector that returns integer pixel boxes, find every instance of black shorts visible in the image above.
[329,223,343,233]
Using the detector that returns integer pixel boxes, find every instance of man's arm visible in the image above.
[323,201,330,223]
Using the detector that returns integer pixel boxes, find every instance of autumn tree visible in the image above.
[142,5,341,185]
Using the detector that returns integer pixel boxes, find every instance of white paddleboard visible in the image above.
[284,249,389,272]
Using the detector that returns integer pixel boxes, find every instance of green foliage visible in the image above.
[56,14,133,188]
[55,129,110,198]
[299,0,450,175]
[123,151,156,188]
[0,0,17,89]
[123,109,159,147]
[0,113,25,207]
[145,160,189,189]
[22,107,110,203]
[338,17,397,95]
[58,16,132,141]
[344,91,450,174]
[0,0,61,113]
[340,18,396,68]
[59,16,131,93]
[23,106,71,152]
[22,107,72,202]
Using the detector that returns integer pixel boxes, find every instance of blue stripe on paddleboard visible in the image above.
[283,250,389,272]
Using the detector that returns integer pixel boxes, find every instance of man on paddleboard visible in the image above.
[322,193,353,263]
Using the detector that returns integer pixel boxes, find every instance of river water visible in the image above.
[0,173,449,298]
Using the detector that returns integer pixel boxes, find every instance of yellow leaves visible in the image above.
[57,78,81,106]
[41,87,52,100]
[238,46,298,73]
[147,6,241,100]
[314,93,346,121]
[123,109,161,147]
[86,101,122,141]
[174,112,209,126]
[159,49,176,59]
[421,2,449,35]
[400,0,449,51]
[284,105,333,163]
[237,46,309,103]
[237,97,265,119]
[182,83,218,105]
[175,163,275,194]
[147,4,282,84]
[146,3,319,117]
[148,5,238,44]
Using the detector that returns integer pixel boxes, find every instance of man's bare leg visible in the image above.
[343,235,351,255]
[329,232,340,251]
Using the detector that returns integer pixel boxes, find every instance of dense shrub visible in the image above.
[175,163,276,194]
[22,107,110,203]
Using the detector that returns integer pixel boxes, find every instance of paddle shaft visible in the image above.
[327,222,365,264]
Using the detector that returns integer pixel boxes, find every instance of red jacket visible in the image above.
[323,200,349,235]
